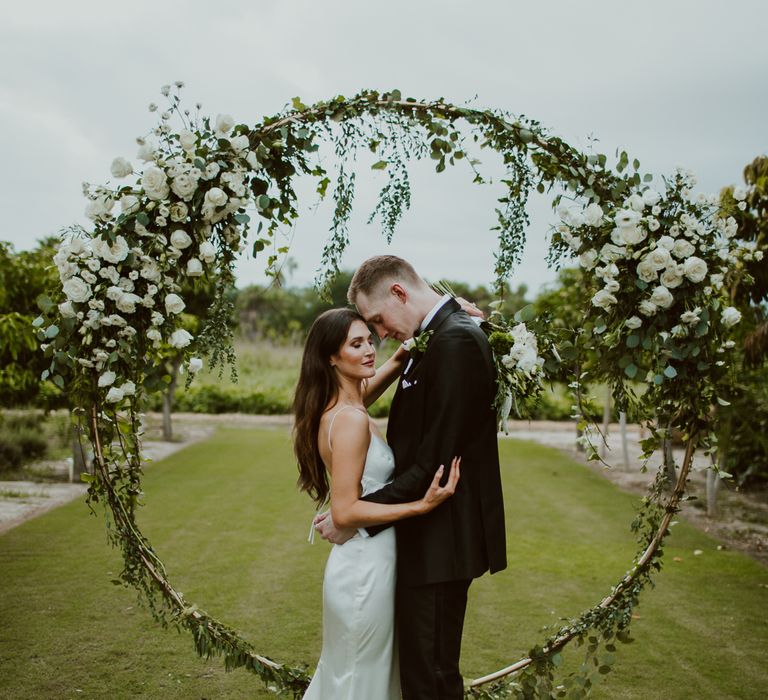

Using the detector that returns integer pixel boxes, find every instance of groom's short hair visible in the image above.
[348,255,423,304]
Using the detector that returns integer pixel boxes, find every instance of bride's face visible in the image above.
[331,320,377,381]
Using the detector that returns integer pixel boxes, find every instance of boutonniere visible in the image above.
[402,329,433,355]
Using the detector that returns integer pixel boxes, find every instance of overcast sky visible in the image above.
[2,1,766,296]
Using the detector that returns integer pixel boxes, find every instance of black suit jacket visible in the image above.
[363,298,507,587]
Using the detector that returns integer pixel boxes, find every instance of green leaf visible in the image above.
[136,212,150,226]
[257,194,271,210]
[52,374,65,389]
[36,295,54,312]
[371,160,388,170]
[234,213,250,224]
[716,397,731,406]
[45,325,59,339]
[653,373,664,385]
[513,304,537,323]
[624,363,638,378]
[32,316,45,328]
[626,334,640,348]
[663,365,677,378]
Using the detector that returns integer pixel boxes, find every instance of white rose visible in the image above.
[93,235,130,264]
[104,314,126,327]
[682,256,707,283]
[171,173,198,201]
[63,276,92,303]
[651,205,661,216]
[204,162,221,180]
[204,187,228,207]
[120,195,140,215]
[722,306,742,328]
[115,292,142,314]
[642,189,661,206]
[615,209,641,228]
[215,114,235,134]
[169,202,188,222]
[189,357,204,374]
[246,151,261,170]
[198,240,216,264]
[110,157,133,179]
[621,226,647,246]
[170,229,193,249]
[626,316,642,330]
[147,328,162,343]
[626,194,645,212]
[164,293,186,315]
[179,129,197,151]
[672,239,695,259]
[120,381,136,396]
[650,285,674,309]
[639,300,658,317]
[58,300,77,318]
[732,185,748,201]
[599,243,627,263]
[141,166,170,201]
[516,346,539,374]
[140,260,162,282]
[136,141,155,162]
[646,217,660,232]
[591,289,617,310]
[660,267,684,289]
[636,259,658,283]
[230,134,250,152]
[186,258,203,277]
[657,235,675,250]
[105,386,125,403]
[98,370,116,387]
[583,203,604,227]
[170,328,193,348]
[680,309,701,325]
[85,196,115,222]
[579,249,597,270]
[604,279,620,293]
[646,247,672,270]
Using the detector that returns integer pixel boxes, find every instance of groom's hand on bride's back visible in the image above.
[314,510,357,545]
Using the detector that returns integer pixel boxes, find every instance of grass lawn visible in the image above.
[0,429,766,699]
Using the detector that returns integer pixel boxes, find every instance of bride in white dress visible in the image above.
[292,308,461,700]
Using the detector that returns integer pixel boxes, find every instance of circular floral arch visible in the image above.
[37,85,748,698]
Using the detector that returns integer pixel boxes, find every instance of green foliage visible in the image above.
[0,239,64,408]
[0,412,49,472]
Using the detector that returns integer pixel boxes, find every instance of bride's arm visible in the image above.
[363,344,409,408]
[328,409,459,529]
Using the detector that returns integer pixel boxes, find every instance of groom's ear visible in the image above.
[390,283,407,303]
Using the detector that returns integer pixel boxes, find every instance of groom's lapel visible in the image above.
[403,297,461,378]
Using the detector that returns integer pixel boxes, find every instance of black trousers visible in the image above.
[396,578,472,700]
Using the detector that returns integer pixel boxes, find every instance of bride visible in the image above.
[293,308,461,700]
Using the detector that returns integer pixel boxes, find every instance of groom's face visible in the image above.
[355,283,419,343]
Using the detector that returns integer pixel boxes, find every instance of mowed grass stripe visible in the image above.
[0,429,765,699]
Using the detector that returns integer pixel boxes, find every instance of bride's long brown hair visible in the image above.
[293,308,364,505]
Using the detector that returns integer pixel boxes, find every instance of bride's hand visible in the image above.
[456,296,484,319]
[420,457,461,512]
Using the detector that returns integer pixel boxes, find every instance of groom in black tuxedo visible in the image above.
[317,255,507,699]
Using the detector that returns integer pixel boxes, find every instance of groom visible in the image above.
[316,255,507,699]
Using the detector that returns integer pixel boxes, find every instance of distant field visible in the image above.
[1,428,766,699]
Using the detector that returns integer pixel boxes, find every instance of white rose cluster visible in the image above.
[559,173,743,341]
[500,323,544,376]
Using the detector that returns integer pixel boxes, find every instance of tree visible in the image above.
[0,238,62,408]
[710,156,768,510]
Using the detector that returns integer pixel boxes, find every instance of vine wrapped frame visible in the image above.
[37,87,743,698]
